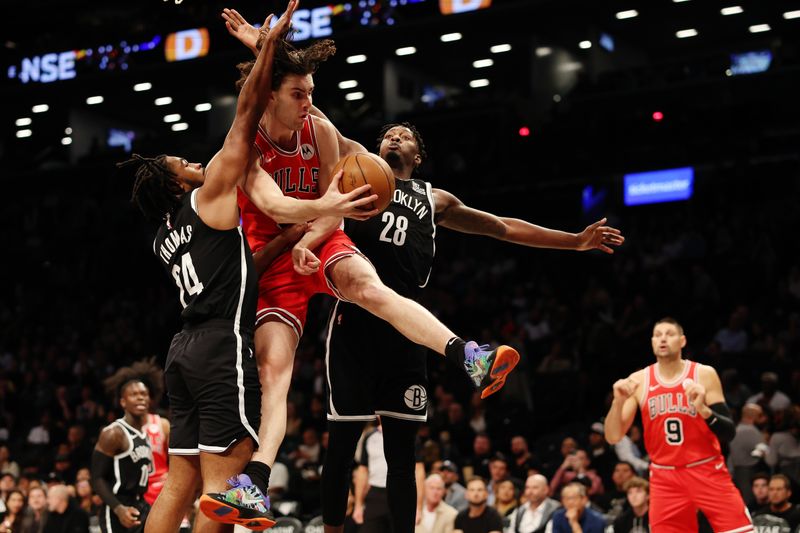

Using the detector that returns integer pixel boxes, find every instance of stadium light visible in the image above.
[338,80,358,90]
[163,114,181,123]
[171,122,189,131]
[749,24,771,33]
[784,10,800,19]
[490,44,512,54]
[676,28,698,38]
[86,96,104,105]
[473,59,494,68]
[536,47,552,57]
[469,79,489,88]
[395,47,416,56]
[616,10,638,19]
[155,97,173,106]
[61,137,72,145]
[15,118,31,127]
[194,103,212,112]
[32,104,48,113]
[346,54,367,64]
[720,6,743,15]
[579,40,592,49]
[16,129,32,138]
[345,91,365,101]
[133,82,152,92]
[440,33,462,42]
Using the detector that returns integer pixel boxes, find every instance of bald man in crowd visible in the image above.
[728,403,767,500]
[416,474,458,533]
[43,484,89,533]
[507,474,560,533]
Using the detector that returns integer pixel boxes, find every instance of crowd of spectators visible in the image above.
[0,152,798,532]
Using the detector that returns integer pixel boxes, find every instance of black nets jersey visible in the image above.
[108,419,152,502]
[154,189,256,328]
[344,178,436,298]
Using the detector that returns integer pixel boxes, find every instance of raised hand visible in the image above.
[576,217,625,254]
[221,8,262,53]
[261,0,298,44]
[612,376,639,402]
[320,170,380,220]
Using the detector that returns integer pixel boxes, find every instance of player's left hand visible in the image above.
[576,217,625,254]
[685,381,708,413]
[292,245,320,275]
[260,0,298,44]
[221,8,263,53]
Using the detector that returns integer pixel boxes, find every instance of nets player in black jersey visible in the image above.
[92,362,159,533]
[287,118,624,533]
[117,3,375,531]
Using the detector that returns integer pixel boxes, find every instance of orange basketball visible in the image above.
[332,153,395,214]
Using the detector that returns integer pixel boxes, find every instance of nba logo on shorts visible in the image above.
[404,385,427,411]
[300,143,315,160]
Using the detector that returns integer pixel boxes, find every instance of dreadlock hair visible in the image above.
[103,357,164,407]
[235,29,336,93]
[118,154,184,222]
[375,122,428,174]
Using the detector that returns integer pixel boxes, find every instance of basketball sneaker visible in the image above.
[199,474,276,530]
[464,341,520,399]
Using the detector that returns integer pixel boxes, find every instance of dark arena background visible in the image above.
[1,0,799,531]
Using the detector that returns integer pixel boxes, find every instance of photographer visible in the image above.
[549,451,604,499]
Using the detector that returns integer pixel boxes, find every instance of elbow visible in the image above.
[604,431,621,445]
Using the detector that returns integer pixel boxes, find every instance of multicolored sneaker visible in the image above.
[199,474,276,531]
[464,341,520,399]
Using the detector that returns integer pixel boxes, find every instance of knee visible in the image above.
[348,279,392,308]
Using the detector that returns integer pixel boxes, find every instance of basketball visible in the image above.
[332,153,395,214]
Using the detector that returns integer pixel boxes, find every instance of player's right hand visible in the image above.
[323,170,380,220]
[115,505,141,528]
[292,245,321,275]
[221,8,262,53]
[612,377,639,402]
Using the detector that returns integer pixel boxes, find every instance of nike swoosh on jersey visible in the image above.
[715,462,725,470]
[649,385,661,392]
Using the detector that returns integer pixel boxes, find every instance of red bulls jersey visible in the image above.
[640,360,722,466]
[144,413,168,504]
[238,117,322,253]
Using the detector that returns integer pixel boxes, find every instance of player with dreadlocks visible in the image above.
[116,3,373,531]
[92,359,163,533]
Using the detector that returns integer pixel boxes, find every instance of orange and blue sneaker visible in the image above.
[464,341,520,399]
[199,474,276,531]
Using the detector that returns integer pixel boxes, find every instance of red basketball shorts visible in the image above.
[649,455,753,533]
[255,229,363,338]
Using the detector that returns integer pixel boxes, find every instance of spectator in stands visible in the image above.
[1,490,25,533]
[42,485,88,533]
[441,461,467,513]
[464,434,493,481]
[549,450,603,498]
[506,474,559,533]
[0,475,15,505]
[586,423,616,489]
[720,369,753,413]
[766,405,800,485]
[486,454,515,506]
[596,461,635,520]
[747,372,792,412]
[26,414,51,447]
[713,306,748,353]
[416,474,457,533]
[509,436,538,481]
[611,426,648,476]
[468,393,488,436]
[749,473,770,513]
[0,448,19,479]
[492,480,517,518]
[751,474,800,532]
[454,477,503,533]
[611,477,649,533]
[546,482,604,533]
[20,486,47,533]
[728,403,767,499]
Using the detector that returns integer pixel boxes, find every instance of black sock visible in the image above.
[244,461,271,496]
[444,337,466,367]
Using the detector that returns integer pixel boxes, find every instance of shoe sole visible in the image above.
[199,494,276,531]
[480,345,520,399]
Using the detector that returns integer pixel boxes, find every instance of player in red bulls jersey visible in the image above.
[604,318,753,533]
[143,412,169,506]
[202,7,523,523]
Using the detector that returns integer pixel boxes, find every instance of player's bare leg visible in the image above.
[251,321,299,466]
[329,254,519,397]
[145,455,201,533]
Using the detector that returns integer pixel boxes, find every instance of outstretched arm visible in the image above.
[433,188,625,253]
[198,1,297,229]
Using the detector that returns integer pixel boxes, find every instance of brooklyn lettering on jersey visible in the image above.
[647,392,697,419]
[130,444,153,464]
[393,189,429,219]
[272,166,319,194]
[158,225,193,264]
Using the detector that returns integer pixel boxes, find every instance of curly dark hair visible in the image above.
[103,357,164,406]
[118,154,183,222]
[235,33,336,93]
[375,122,428,173]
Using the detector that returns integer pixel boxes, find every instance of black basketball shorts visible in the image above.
[325,301,428,422]
[165,319,261,454]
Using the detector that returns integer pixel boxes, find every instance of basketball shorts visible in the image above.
[256,229,365,338]
[100,499,150,533]
[649,456,753,533]
[325,300,428,422]
[165,319,261,455]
